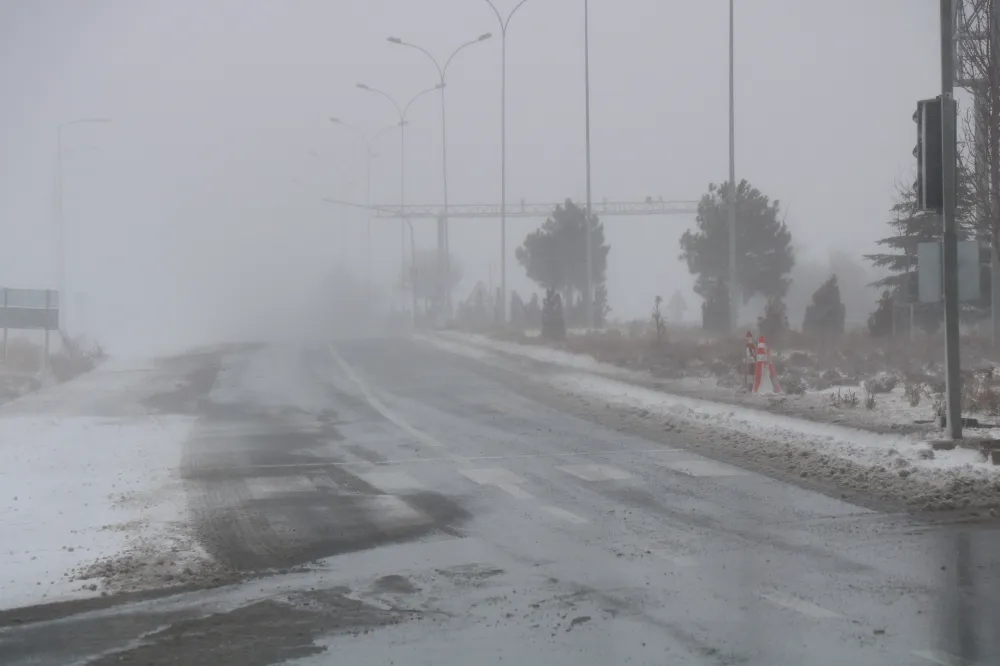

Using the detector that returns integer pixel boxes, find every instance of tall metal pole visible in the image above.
[728,0,739,332]
[55,127,65,321]
[584,0,594,327]
[941,0,963,439]
[485,0,532,324]
[387,35,491,321]
[500,33,508,323]
[440,84,451,315]
[365,147,372,292]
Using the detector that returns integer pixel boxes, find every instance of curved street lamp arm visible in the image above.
[483,0,532,32]
[402,84,443,119]
[359,85,404,122]
[393,40,444,80]
[483,0,503,28]
[442,36,491,79]
[505,0,533,29]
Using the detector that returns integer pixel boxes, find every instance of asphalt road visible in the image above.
[2,337,1000,665]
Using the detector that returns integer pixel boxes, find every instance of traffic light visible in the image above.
[913,97,943,211]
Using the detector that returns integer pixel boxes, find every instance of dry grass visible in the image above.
[497,321,1000,404]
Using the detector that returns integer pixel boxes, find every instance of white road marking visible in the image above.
[358,471,424,492]
[558,464,632,481]
[329,346,447,449]
[496,483,535,499]
[366,495,429,527]
[540,505,588,524]
[247,448,672,470]
[245,475,316,497]
[459,468,534,498]
[308,475,338,491]
[460,468,528,486]
[912,649,978,666]
[759,592,840,619]
[658,459,747,477]
[651,549,698,567]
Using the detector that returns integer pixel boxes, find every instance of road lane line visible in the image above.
[558,464,632,481]
[759,592,841,619]
[495,483,535,499]
[246,448,678,470]
[540,505,589,525]
[657,459,747,477]
[358,471,425,492]
[329,346,448,450]
[459,468,535,498]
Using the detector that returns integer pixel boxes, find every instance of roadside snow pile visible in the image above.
[424,331,1000,511]
[430,330,995,437]
[0,412,219,611]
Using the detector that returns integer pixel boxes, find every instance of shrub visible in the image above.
[541,289,566,341]
[803,275,846,337]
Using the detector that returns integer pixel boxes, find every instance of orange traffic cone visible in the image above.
[752,336,782,394]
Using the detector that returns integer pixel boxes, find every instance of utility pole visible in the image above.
[941,0,963,439]
[728,0,739,332]
[584,0,594,328]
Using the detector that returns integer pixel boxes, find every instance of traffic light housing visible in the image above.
[913,97,943,211]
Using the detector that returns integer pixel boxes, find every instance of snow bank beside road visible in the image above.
[0,365,221,611]
[423,332,1000,512]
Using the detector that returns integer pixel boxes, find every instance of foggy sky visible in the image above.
[0,1,942,352]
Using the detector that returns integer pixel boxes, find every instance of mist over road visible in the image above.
[2,336,999,665]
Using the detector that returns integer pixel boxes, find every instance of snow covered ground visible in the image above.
[0,358,217,611]
[421,331,1000,512]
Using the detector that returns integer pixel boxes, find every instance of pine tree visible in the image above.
[868,290,894,338]
[803,275,846,336]
[593,282,610,327]
[680,179,794,332]
[864,162,978,333]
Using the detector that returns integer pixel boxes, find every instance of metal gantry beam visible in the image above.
[322,199,698,219]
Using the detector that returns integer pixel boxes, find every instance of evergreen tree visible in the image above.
[541,289,566,340]
[680,179,794,332]
[864,163,979,333]
[516,199,610,317]
[593,282,610,327]
[868,290,895,338]
[803,275,846,336]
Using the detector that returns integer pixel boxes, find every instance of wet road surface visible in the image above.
[2,337,1000,665]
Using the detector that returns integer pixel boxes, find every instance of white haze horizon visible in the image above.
[0,1,942,355]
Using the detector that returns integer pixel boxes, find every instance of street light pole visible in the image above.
[584,0,594,327]
[728,0,739,332]
[387,33,492,319]
[356,83,441,323]
[484,0,534,324]
[55,117,110,336]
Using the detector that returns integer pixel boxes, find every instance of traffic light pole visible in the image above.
[941,0,963,439]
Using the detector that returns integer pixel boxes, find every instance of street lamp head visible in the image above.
[356,83,369,90]
[387,36,403,44]
[478,33,493,41]
[434,83,445,90]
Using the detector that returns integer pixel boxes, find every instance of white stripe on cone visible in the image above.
[752,336,781,394]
